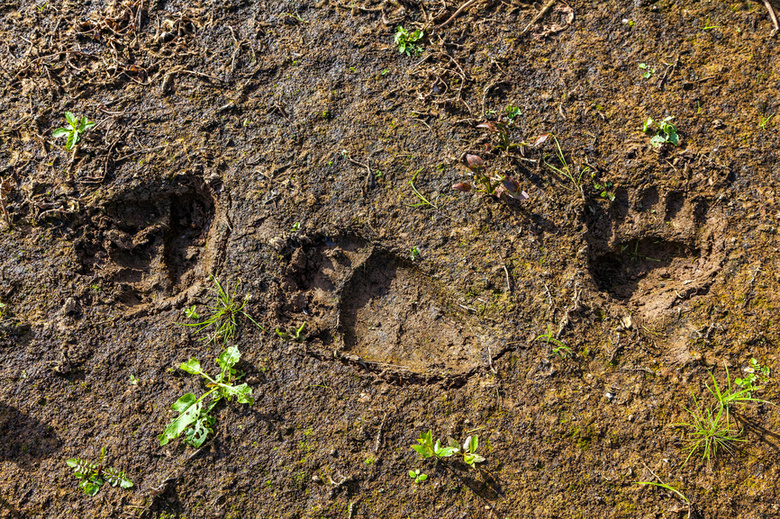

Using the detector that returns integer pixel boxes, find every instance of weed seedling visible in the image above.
[159,345,253,447]
[410,246,421,261]
[407,168,439,209]
[411,430,459,460]
[736,358,770,390]
[705,361,773,410]
[461,435,486,468]
[759,114,774,130]
[66,448,133,496]
[394,26,424,56]
[643,116,679,147]
[638,63,655,78]
[452,153,528,201]
[674,392,745,466]
[52,112,95,151]
[505,104,522,121]
[411,431,486,474]
[408,468,428,484]
[543,135,589,194]
[591,173,616,201]
[179,275,265,344]
[534,325,573,358]
[276,321,307,343]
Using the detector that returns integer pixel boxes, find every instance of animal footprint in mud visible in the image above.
[587,189,725,319]
[284,235,501,376]
[74,176,215,306]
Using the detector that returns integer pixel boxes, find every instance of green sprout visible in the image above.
[591,173,616,201]
[179,275,265,345]
[505,104,522,121]
[534,325,573,358]
[638,63,655,79]
[411,431,486,475]
[52,112,95,151]
[158,345,253,448]
[408,468,428,484]
[394,26,424,56]
[705,361,773,411]
[674,392,745,466]
[735,358,770,389]
[643,116,679,147]
[276,321,307,342]
[411,430,459,460]
[66,448,133,496]
[543,135,590,194]
[407,168,439,209]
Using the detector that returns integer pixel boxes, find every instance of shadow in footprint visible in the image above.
[0,402,62,466]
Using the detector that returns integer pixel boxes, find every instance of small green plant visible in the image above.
[591,173,616,201]
[452,153,528,201]
[179,275,265,344]
[129,374,138,386]
[706,361,773,410]
[411,430,460,460]
[643,116,679,147]
[638,63,655,78]
[394,26,424,56]
[66,448,133,496]
[0,302,5,320]
[759,114,774,130]
[461,435,486,468]
[543,135,590,194]
[276,321,307,342]
[411,431,486,471]
[407,168,439,209]
[674,393,745,466]
[291,221,301,232]
[52,112,95,151]
[505,105,522,121]
[408,468,428,484]
[534,325,573,358]
[184,305,199,319]
[158,345,253,447]
[699,17,721,30]
[736,358,770,389]
[674,361,773,466]
[410,246,420,261]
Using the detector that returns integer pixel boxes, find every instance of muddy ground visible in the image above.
[2,0,780,517]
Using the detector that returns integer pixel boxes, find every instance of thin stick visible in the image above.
[763,0,780,32]
[521,0,556,35]
[435,0,481,30]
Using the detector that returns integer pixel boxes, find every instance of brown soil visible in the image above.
[2,0,780,517]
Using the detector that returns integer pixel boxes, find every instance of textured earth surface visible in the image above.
[3,0,780,517]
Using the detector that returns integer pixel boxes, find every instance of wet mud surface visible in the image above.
[3,0,780,517]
